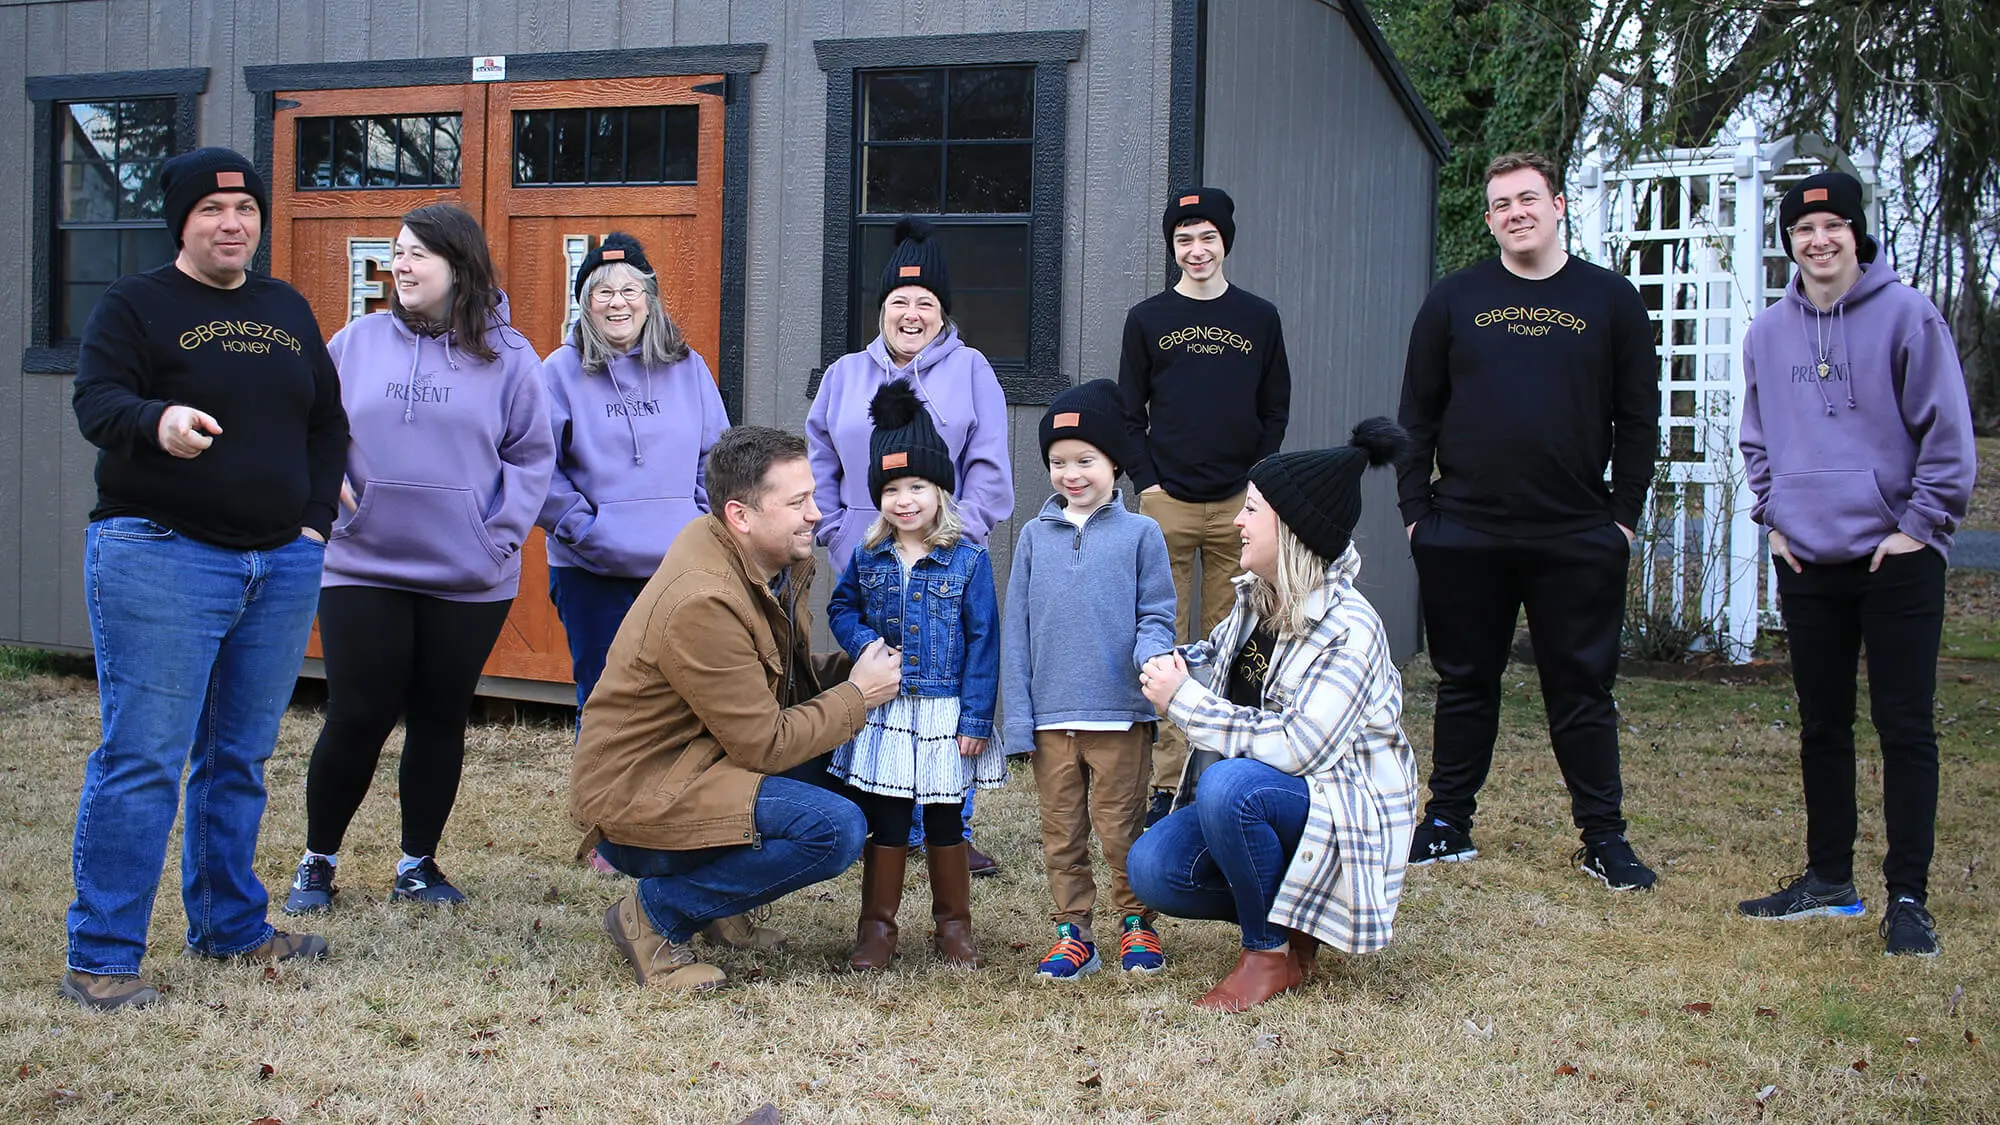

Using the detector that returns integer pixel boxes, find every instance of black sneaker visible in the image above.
[390,857,466,905]
[1736,871,1864,920]
[1880,896,1939,957]
[282,855,338,915]
[1573,836,1657,891]
[1144,789,1175,829]
[1408,818,1478,865]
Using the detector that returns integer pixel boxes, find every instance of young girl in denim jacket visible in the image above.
[828,380,1004,971]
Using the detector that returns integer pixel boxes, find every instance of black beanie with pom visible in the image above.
[1246,418,1411,563]
[878,216,951,312]
[867,379,954,501]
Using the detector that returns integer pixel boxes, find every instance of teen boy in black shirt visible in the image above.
[1396,151,1661,891]
[1119,188,1291,822]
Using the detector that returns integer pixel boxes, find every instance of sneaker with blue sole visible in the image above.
[1737,871,1865,920]
[1036,923,1099,981]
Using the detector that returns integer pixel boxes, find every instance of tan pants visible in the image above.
[1139,488,1245,791]
[1032,726,1154,943]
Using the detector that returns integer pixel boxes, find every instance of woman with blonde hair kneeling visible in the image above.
[1130,419,1419,1012]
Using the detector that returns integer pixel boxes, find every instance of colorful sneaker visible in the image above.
[1119,915,1165,973]
[390,857,467,905]
[1737,871,1865,920]
[283,855,338,914]
[1035,923,1099,981]
[1880,896,1939,957]
[1573,836,1657,891]
[1408,818,1478,865]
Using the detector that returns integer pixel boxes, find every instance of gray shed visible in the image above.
[3,0,1445,699]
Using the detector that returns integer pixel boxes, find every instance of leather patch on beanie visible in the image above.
[1804,188,1828,203]
[1053,412,1080,428]
[881,452,908,469]
[215,171,245,188]
[898,265,922,278]
[602,248,625,260]
[1178,194,1200,206]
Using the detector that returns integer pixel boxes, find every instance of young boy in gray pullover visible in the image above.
[1003,380,1178,979]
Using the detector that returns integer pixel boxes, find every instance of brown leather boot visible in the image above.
[1287,927,1321,979]
[848,844,906,972]
[1194,947,1301,1012]
[927,842,985,968]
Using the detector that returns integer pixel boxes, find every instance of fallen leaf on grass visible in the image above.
[1755,1007,1778,1019]
[262,966,278,981]
[47,1089,78,1102]
[1077,1072,1102,1089]
[1007,941,1029,951]
[1967,1030,1982,1046]
[1686,1059,1711,1069]
[1462,1019,1493,1040]
[735,1106,780,1125]
[1956,674,1976,684]
[1754,1085,1778,1106]
[1848,1059,1869,1075]
[1254,1033,1282,1050]
[1193,1054,1215,1066]
[248,1118,283,1125]
[1681,1002,1712,1015]
[16,1064,39,1079]
[1904,1037,1920,1049]
[258,1063,275,1080]
[1948,984,1965,1016]
[1554,1064,1578,1076]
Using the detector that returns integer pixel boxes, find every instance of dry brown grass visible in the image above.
[1968,437,2000,531]
[2,645,1996,1124]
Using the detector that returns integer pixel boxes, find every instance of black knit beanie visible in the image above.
[574,232,654,303]
[1039,379,1127,473]
[1778,171,1878,265]
[1161,186,1235,254]
[1247,418,1411,563]
[868,379,954,502]
[160,147,269,249]
[879,217,951,313]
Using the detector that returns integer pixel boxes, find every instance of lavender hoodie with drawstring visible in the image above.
[538,340,729,578]
[323,293,555,601]
[806,325,1013,570]
[1740,261,1976,566]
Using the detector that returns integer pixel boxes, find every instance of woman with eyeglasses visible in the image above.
[537,233,729,716]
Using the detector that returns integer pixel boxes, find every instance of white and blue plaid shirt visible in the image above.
[1168,546,1418,954]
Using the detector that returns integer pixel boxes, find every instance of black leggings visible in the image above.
[304,586,512,858]
[854,789,963,848]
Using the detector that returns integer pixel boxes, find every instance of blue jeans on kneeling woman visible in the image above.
[1126,757,1309,951]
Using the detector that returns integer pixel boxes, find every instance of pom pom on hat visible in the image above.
[867,379,954,501]
[1247,417,1412,563]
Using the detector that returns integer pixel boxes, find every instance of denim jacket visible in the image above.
[827,537,999,739]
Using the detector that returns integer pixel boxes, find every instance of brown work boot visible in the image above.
[195,930,330,962]
[1194,947,1301,1013]
[701,912,788,952]
[603,889,726,992]
[927,842,985,968]
[58,970,160,1011]
[848,844,907,972]
[1287,927,1321,979]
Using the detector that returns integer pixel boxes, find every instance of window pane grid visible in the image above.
[294,114,462,190]
[512,105,698,186]
[55,97,178,341]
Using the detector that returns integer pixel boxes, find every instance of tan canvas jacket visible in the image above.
[569,515,865,852]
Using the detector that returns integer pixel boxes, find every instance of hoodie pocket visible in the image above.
[1770,469,1897,561]
[576,495,701,578]
[332,479,506,592]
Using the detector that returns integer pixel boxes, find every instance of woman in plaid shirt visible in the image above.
[1130,419,1419,1012]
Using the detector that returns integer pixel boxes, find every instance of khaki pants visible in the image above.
[1138,488,1245,790]
[1031,726,1154,943]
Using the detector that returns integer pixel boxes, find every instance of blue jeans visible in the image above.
[68,519,324,973]
[548,566,649,716]
[595,777,865,943]
[1127,757,1309,951]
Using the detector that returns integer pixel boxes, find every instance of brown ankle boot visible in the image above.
[848,844,906,972]
[1194,947,1301,1012]
[927,842,985,968]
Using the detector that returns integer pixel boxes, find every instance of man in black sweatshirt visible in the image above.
[1396,152,1660,891]
[1119,188,1291,823]
[63,147,347,1010]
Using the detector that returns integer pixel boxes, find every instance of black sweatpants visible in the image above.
[304,586,513,858]
[1775,547,1945,901]
[1411,513,1631,842]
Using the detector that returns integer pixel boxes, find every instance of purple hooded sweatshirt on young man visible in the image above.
[323,292,556,601]
[1740,262,1976,566]
[537,342,729,578]
[806,324,1013,569]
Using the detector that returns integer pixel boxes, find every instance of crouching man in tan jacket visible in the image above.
[570,426,903,990]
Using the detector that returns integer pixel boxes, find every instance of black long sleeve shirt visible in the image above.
[72,263,349,550]
[1117,284,1291,501]
[1396,256,1659,534]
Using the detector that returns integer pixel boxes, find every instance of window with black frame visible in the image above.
[851,66,1033,365]
[293,114,463,190]
[54,99,178,342]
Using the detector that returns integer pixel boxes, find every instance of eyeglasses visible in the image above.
[1787,217,1851,240]
[589,286,646,305]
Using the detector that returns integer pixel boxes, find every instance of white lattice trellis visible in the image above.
[1570,131,1879,660]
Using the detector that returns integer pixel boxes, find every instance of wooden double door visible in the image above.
[270,75,725,694]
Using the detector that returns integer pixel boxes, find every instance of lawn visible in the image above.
[1,620,1995,1123]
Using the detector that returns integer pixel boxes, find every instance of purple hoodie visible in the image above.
[1740,262,1976,565]
[806,325,1013,569]
[323,294,555,600]
[538,340,729,578]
